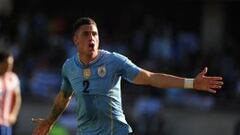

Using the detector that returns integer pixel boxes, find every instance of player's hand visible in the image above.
[194,67,224,93]
[32,118,52,135]
[8,114,17,125]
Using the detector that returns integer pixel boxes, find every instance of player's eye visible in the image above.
[92,32,98,36]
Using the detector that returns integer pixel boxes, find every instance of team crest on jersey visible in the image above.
[83,68,91,80]
[97,65,106,78]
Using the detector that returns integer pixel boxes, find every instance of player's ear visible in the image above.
[73,34,78,45]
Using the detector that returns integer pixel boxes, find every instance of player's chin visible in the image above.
[87,49,97,55]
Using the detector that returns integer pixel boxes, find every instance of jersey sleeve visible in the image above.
[10,72,21,92]
[14,75,21,92]
[113,52,141,83]
[60,62,73,92]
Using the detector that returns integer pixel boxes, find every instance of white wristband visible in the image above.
[184,78,194,89]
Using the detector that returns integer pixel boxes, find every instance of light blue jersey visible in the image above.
[61,49,141,135]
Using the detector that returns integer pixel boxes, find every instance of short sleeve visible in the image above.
[14,74,21,92]
[60,63,73,92]
[113,52,141,82]
[8,72,21,92]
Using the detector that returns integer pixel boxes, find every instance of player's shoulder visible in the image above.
[100,49,128,61]
[5,71,20,83]
[61,55,76,70]
[5,71,18,78]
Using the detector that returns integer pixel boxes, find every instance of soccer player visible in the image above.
[0,50,22,135]
[32,17,224,135]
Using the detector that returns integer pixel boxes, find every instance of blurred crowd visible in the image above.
[0,1,240,135]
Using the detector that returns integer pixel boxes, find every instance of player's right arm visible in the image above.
[32,89,73,135]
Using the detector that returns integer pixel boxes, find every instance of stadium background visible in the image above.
[0,0,240,135]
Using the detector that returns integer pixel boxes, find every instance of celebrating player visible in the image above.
[32,17,223,135]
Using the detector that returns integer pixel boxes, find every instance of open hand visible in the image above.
[32,118,52,135]
[194,67,224,93]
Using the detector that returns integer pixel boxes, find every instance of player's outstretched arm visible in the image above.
[133,67,223,93]
[32,90,73,135]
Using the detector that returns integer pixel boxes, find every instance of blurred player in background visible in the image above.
[32,17,224,135]
[0,50,22,135]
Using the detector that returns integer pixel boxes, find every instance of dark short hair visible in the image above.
[73,17,97,35]
[0,50,12,63]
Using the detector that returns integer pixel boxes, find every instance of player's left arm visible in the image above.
[133,67,224,93]
[9,86,22,125]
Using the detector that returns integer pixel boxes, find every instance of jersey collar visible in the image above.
[74,50,104,68]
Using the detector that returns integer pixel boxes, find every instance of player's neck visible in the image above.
[78,51,99,65]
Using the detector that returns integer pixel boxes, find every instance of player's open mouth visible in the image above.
[89,43,94,48]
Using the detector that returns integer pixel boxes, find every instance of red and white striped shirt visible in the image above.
[0,71,20,126]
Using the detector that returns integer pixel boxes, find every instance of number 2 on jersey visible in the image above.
[83,80,90,93]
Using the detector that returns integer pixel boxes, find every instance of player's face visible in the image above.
[0,56,14,74]
[74,24,99,57]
